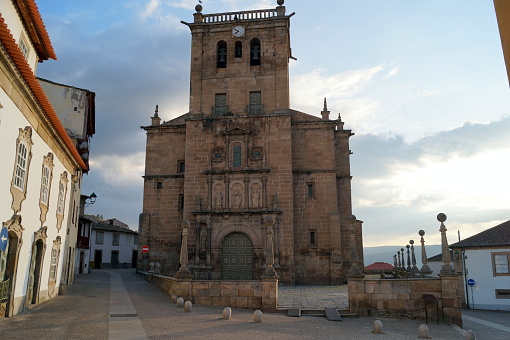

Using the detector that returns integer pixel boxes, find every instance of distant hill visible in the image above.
[363,245,442,267]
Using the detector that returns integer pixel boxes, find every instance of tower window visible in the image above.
[177,160,185,173]
[217,41,227,68]
[233,144,242,167]
[235,41,242,58]
[156,181,163,189]
[178,194,184,210]
[214,93,228,116]
[250,38,261,66]
[249,91,262,114]
[309,230,317,246]
[307,183,314,198]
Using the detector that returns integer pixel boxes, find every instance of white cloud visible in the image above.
[140,0,161,19]
[417,89,442,97]
[291,66,385,104]
[89,153,145,187]
[385,66,399,78]
[169,0,196,11]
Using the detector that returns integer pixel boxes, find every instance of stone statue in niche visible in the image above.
[252,189,260,208]
[214,190,223,208]
[232,188,242,209]
[200,228,207,253]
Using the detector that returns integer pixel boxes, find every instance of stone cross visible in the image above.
[438,213,454,274]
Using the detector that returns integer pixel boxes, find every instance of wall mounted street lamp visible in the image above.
[85,192,97,205]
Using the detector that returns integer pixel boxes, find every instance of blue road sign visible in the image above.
[0,226,8,252]
[467,278,475,286]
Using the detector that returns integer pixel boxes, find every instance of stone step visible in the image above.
[278,308,358,318]
[325,308,342,321]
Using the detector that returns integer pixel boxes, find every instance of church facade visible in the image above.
[140,1,363,285]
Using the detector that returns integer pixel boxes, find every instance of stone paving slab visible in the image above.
[0,271,110,339]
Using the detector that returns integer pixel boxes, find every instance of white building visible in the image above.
[37,79,95,288]
[450,220,510,311]
[0,0,89,316]
[89,218,138,269]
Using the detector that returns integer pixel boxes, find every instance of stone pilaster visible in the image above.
[439,273,463,327]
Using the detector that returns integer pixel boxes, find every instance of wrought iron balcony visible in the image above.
[212,105,230,116]
[248,104,264,115]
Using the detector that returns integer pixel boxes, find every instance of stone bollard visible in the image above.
[253,310,262,323]
[465,330,476,340]
[176,297,184,308]
[222,307,232,320]
[171,295,178,303]
[184,301,192,312]
[418,324,431,339]
[373,320,384,334]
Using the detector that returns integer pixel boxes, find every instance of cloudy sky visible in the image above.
[35,0,510,248]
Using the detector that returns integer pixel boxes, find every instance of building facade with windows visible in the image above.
[0,0,89,316]
[140,1,363,285]
[450,220,510,311]
[89,218,138,270]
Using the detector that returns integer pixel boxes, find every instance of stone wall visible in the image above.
[139,272,278,312]
[348,275,462,327]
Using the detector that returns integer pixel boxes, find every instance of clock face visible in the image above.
[232,26,245,37]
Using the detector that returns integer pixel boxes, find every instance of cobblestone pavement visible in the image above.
[461,309,510,340]
[0,270,110,339]
[278,285,349,309]
[0,269,495,339]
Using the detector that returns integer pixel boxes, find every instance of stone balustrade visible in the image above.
[198,9,279,24]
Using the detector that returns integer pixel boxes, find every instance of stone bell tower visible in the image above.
[184,0,292,116]
[140,0,363,285]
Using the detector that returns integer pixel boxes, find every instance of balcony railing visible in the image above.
[248,104,264,115]
[201,9,278,24]
[77,236,90,249]
[212,105,230,116]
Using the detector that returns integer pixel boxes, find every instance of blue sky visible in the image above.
[35,0,510,248]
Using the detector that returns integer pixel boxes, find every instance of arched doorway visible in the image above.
[27,240,44,305]
[221,232,254,280]
[2,215,24,317]
[26,227,47,307]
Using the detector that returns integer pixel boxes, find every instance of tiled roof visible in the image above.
[92,222,138,235]
[450,220,510,248]
[364,262,394,270]
[15,0,57,60]
[0,14,88,171]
